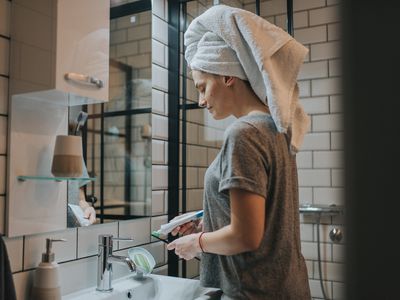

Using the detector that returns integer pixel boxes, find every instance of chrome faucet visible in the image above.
[97,234,136,292]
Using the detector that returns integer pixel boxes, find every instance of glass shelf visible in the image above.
[299,204,344,216]
[17,176,96,182]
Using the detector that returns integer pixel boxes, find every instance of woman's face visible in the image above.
[192,70,234,120]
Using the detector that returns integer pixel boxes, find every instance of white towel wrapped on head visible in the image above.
[184,5,310,153]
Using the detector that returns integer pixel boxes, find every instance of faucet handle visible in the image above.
[112,237,134,242]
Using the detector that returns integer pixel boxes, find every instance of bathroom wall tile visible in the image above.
[0,115,7,154]
[332,244,345,263]
[302,132,330,150]
[0,37,10,75]
[152,39,165,67]
[4,236,24,272]
[313,151,344,168]
[329,59,342,77]
[331,131,343,150]
[59,255,97,295]
[152,64,168,91]
[198,167,206,188]
[300,223,314,241]
[152,191,165,216]
[328,23,341,41]
[294,26,327,45]
[24,228,77,270]
[260,0,287,17]
[298,61,328,80]
[152,15,168,45]
[313,187,345,206]
[312,114,343,132]
[115,41,138,57]
[127,24,151,42]
[309,279,333,299]
[296,151,312,168]
[77,222,118,258]
[13,270,34,300]
[310,5,340,26]
[0,76,8,114]
[118,217,151,249]
[299,187,312,204]
[152,165,168,189]
[186,189,203,211]
[301,241,332,261]
[311,41,340,61]
[275,11,308,29]
[144,241,167,266]
[298,169,331,187]
[330,94,343,113]
[305,260,313,278]
[152,0,165,20]
[298,80,311,97]
[152,89,165,114]
[186,122,199,145]
[0,0,11,37]
[150,215,168,242]
[332,169,344,187]
[152,139,165,164]
[0,155,6,195]
[293,0,326,12]
[152,114,168,139]
[300,96,330,114]
[314,261,345,282]
[187,145,208,167]
[153,264,168,275]
[312,77,342,97]
[333,281,346,299]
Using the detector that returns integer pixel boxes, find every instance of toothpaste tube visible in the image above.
[153,210,203,236]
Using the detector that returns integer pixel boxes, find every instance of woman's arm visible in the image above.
[167,188,265,258]
[201,188,265,255]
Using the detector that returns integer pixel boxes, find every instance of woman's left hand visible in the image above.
[167,233,202,260]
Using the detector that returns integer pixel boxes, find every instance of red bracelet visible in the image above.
[199,232,206,253]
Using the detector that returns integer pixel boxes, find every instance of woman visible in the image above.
[167,5,311,300]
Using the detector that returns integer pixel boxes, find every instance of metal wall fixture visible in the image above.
[299,203,345,300]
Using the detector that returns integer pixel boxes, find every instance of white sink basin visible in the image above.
[62,274,221,300]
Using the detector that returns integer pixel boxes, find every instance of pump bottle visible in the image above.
[31,238,66,300]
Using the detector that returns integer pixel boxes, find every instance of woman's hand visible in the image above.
[83,206,96,224]
[167,233,202,260]
[171,218,203,236]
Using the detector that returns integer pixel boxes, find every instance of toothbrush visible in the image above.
[151,231,201,261]
[74,111,88,136]
[152,210,203,237]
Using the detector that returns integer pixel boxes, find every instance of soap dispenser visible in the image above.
[31,238,66,300]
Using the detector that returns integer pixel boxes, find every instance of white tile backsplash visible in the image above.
[309,5,340,26]
[300,96,330,114]
[4,236,24,272]
[59,255,98,295]
[298,169,331,187]
[77,222,118,258]
[13,269,34,300]
[294,26,327,45]
[118,217,151,249]
[23,228,77,270]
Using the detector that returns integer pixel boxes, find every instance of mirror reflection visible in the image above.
[67,3,152,227]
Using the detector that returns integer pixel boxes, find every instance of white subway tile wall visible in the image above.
[0,0,345,298]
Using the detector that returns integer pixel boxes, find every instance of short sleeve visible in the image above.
[218,122,268,198]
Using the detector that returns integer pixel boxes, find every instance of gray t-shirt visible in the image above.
[200,112,311,300]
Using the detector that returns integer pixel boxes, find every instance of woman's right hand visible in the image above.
[171,218,203,236]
